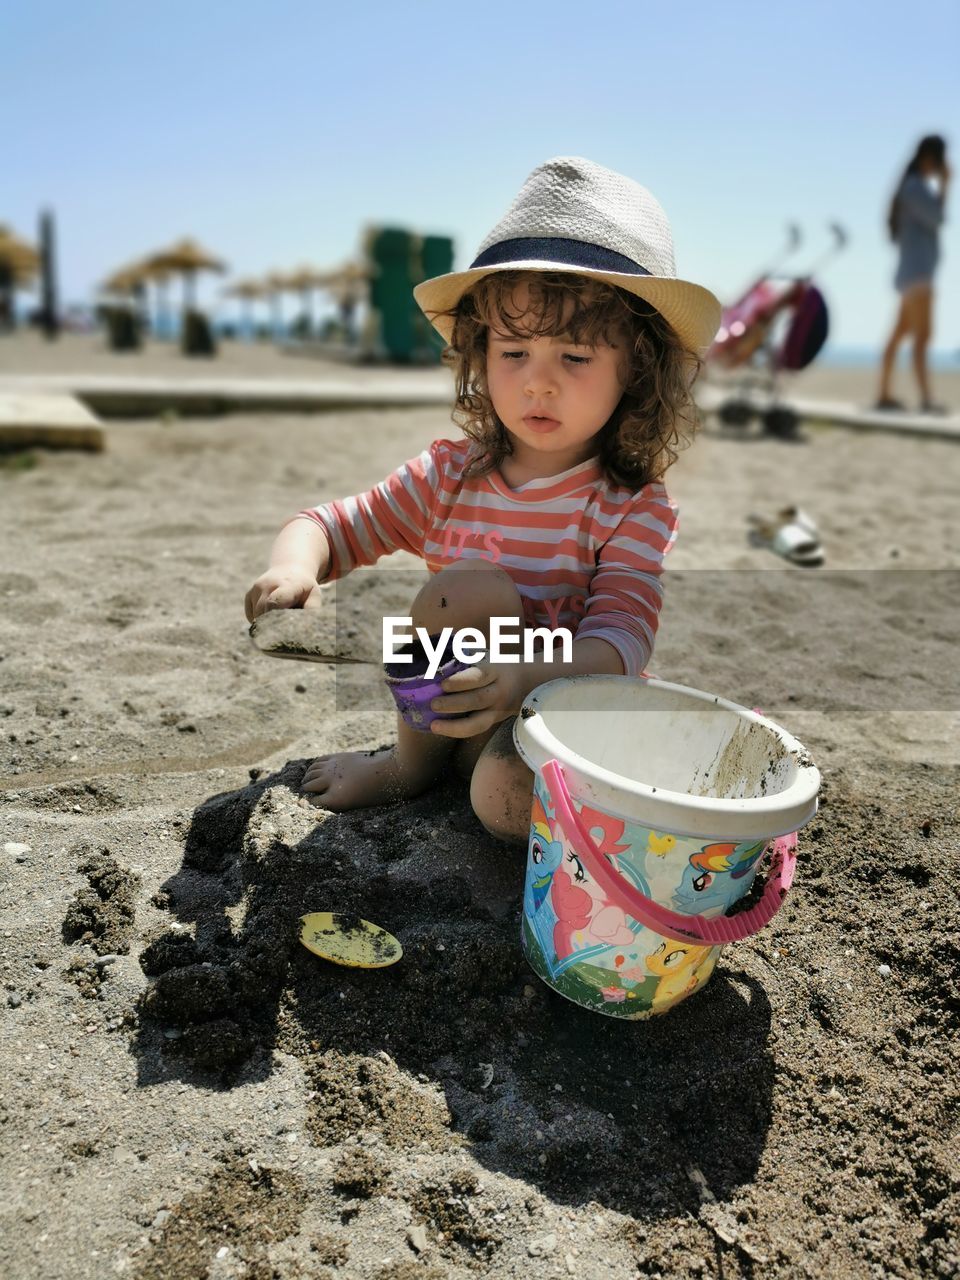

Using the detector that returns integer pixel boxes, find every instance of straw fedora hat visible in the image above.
[414,156,721,354]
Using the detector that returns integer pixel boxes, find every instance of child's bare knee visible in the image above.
[470,758,508,837]
[412,560,523,635]
[469,725,532,842]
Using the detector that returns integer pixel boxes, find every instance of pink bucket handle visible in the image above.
[540,759,797,946]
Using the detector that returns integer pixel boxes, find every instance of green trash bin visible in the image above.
[367,227,420,363]
[366,227,455,364]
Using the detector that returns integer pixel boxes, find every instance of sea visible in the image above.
[817,345,958,371]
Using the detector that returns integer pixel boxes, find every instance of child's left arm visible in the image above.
[574,484,678,676]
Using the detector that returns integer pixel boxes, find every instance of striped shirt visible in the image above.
[296,437,678,676]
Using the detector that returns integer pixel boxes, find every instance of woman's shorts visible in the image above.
[895,275,933,297]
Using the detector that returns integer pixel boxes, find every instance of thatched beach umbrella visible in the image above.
[136,261,176,336]
[101,261,152,321]
[283,264,327,330]
[143,237,226,311]
[100,261,152,320]
[0,226,38,331]
[97,261,149,352]
[326,261,368,284]
[222,278,267,334]
[223,278,266,301]
[263,270,291,338]
[101,262,147,296]
[0,225,40,285]
[316,261,369,339]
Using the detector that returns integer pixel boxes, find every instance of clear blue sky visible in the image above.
[5,0,958,352]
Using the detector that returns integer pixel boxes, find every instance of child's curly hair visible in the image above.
[434,270,701,489]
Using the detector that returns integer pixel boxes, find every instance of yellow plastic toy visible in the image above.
[299,912,403,969]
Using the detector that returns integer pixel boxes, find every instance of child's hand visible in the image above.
[244,565,324,622]
[428,660,526,738]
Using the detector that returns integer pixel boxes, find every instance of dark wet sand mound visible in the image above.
[126,758,958,1278]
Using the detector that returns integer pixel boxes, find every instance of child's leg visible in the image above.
[468,716,536,845]
[419,560,528,781]
[302,559,525,811]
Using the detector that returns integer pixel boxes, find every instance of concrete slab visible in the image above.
[0,374,453,418]
[0,393,105,450]
[697,383,960,441]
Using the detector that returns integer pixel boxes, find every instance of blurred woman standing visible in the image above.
[876,135,950,412]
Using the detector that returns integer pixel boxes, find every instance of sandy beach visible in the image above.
[1,333,958,1279]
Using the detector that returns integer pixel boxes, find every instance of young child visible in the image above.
[245,156,720,844]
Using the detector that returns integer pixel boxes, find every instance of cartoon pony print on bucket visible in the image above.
[524,785,565,966]
[550,803,645,967]
[672,840,767,916]
[645,938,718,1012]
[523,790,564,918]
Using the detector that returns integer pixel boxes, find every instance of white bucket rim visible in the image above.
[514,676,821,841]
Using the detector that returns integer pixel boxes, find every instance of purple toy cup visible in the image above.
[384,633,474,731]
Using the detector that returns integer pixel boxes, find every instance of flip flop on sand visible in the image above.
[748,507,824,567]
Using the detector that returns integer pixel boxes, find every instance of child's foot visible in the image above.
[874,396,905,411]
[301,746,441,811]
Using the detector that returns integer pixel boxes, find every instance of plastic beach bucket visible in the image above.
[383,633,471,732]
[513,676,820,1019]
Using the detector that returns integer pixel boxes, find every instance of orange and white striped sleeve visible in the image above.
[575,483,679,677]
[294,439,450,580]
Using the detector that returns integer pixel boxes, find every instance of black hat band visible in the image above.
[470,236,652,277]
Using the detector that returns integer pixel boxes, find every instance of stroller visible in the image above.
[704,224,848,437]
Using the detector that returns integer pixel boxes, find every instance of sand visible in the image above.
[1,333,958,1279]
